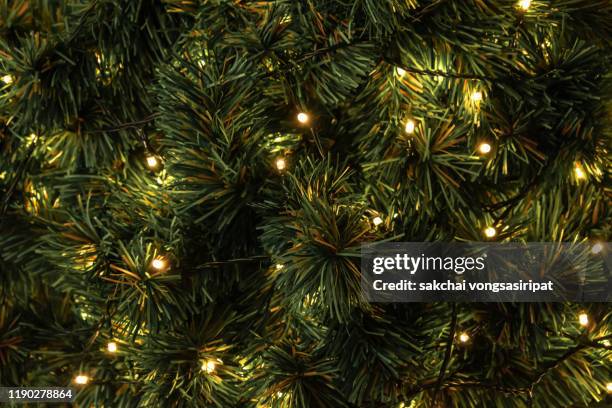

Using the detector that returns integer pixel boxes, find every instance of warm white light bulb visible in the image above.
[1,74,13,84]
[151,258,167,271]
[297,112,309,124]
[107,342,117,353]
[518,0,532,10]
[275,158,286,171]
[396,67,406,77]
[74,375,90,385]
[372,216,383,226]
[607,382,612,393]
[202,360,216,373]
[275,264,284,270]
[146,155,159,169]
[578,312,589,326]
[591,242,603,255]
[484,227,497,238]
[459,332,470,343]
[574,164,586,180]
[405,119,415,134]
[478,143,492,154]
[471,91,483,102]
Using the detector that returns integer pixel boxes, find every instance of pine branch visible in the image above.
[433,303,458,403]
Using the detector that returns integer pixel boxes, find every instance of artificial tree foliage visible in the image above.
[0,1,610,407]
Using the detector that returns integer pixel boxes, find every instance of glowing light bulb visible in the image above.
[478,143,492,154]
[74,375,90,385]
[574,164,586,180]
[484,227,497,238]
[275,264,284,270]
[396,67,406,77]
[591,242,603,255]
[607,382,612,393]
[471,91,483,102]
[107,342,117,353]
[151,257,167,271]
[297,112,309,124]
[518,0,531,10]
[578,312,589,326]
[405,119,415,134]
[1,74,13,84]
[275,158,286,171]
[459,332,470,343]
[372,216,383,226]
[146,155,159,169]
[202,360,216,373]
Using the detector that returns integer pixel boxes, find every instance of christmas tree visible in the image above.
[0,0,610,407]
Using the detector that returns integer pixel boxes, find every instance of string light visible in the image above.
[396,67,406,77]
[518,0,532,10]
[471,91,483,102]
[275,264,284,270]
[202,359,217,374]
[478,142,492,154]
[574,163,586,180]
[146,155,159,169]
[606,382,612,393]
[405,119,415,134]
[591,242,603,254]
[578,312,589,327]
[484,226,497,238]
[74,375,90,385]
[1,74,13,84]
[458,332,470,343]
[275,158,286,171]
[151,257,167,271]
[107,341,118,353]
[372,216,383,226]
[297,112,309,124]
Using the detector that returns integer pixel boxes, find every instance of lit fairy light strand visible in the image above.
[478,142,491,154]
[578,312,589,327]
[297,112,309,124]
[74,375,90,385]
[405,119,415,134]
[518,0,532,10]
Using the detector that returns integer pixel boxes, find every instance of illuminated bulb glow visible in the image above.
[607,382,612,393]
[146,156,159,169]
[107,342,117,353]
[518,0,532,10]
[578,313,589,326]
[471,91,483,102]
[373,216,383,226]
[405,119,415,134]
[202,360,216,373]
[74,375,89,385]
[275,264,284,270]
[1,74,13,84]
[297,112,309,124]
[459,332,470,343]
[276,158,286,171]
[574,165,586,180]
[591,242,603,255]
[396,67,406,77]
[478,143,492,154]
[151,258,167,271]
[484,227,497,238]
